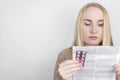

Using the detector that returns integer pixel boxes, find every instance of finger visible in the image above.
[62,71,76,79]
[114,63,120,67]
[116,69,120,76]
[117,71,120,76]
[59,60,79,67]
[64,66,82,74]
[58,64,82,75]
[115,67,120,73]
[61,63,82,70]
[114,65,120,75]
[61,69,80,79]
[114,65,118,71]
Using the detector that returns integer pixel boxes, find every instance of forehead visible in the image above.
[83,6,103,20]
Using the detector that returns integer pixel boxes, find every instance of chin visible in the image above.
[84,40,102,46]
[87,42,100,46]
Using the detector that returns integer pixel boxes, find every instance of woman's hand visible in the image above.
[58,60,82,80]
[114,61,120,80]
[114,62,120,75]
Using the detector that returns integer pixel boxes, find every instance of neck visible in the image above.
[84,44,99,46]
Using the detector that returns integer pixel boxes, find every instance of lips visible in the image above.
[89,36,98,40]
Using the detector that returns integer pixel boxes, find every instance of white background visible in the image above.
[0,0,120,80]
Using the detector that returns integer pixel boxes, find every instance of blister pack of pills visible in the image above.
[76,51,87,66]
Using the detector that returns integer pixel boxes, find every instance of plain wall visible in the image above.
[0,0,120,80]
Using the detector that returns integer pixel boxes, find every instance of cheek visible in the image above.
[82,27,88,34]
[82,29,89,39]
[98,29,103,37]
[82,27,90,34]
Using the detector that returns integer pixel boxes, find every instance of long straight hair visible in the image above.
[72,2,113,46]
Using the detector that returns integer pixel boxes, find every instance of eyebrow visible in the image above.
[83,19,104,22]
[83,19,92,22]
[98,20,104,22]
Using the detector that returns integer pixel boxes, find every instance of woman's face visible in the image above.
[82,6,104,46]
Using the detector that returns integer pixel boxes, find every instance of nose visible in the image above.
[90,24,97,34]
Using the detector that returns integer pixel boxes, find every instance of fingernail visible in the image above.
[79,63,83,67]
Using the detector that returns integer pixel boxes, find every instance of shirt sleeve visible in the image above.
[54,50,66,80]
[53,48,72,80]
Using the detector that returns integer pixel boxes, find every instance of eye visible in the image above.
[84,21,91,26]
[98,23,104,27]
[98,21,104,27]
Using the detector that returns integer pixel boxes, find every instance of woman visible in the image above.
[54,2,120,80]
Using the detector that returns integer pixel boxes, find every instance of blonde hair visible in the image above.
[72,2,113,46]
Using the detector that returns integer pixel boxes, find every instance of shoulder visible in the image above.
[57,47,72,62]
[59,47,72,56]
[54,47,72,80]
